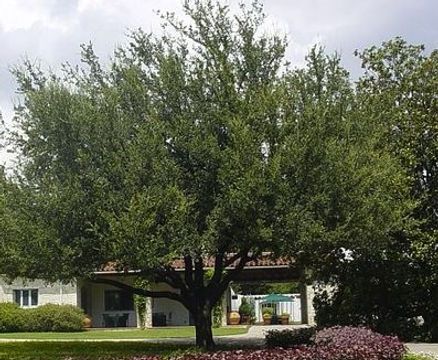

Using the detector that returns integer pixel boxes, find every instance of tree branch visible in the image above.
[156,265,189,295]
[223,250,248,267]
[209,253,253,304]
[194,256,204,290]
[209,250,226,286]
[184,255,194,288]
[91,277,182,302]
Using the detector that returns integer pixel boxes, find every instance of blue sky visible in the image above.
[1,0,437,164]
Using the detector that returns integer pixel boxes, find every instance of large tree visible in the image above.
[357,38,438,340]
[0,1,411,347]
[312,39,438,341]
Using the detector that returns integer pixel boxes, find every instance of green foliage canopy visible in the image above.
[0,1,415,347]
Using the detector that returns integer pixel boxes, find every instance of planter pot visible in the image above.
[240,315,251,325]
[228,312,241,325]
[263,315,272,325]
[83,315,92,328]
[280,315,290,325]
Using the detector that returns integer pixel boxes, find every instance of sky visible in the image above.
[1,0,437,165]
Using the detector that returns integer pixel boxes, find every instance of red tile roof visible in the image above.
[171,253,291,270]
[98,253,292,273]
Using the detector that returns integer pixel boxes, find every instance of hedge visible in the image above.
[0,302,26,332]
[266,327,316,347]
[0,303,85,332]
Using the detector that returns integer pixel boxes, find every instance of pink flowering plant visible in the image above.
[130,326,406,360]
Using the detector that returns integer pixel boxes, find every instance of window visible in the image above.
[104,290,134,311]
[13,289,38,307]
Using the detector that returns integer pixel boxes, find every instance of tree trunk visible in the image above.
[426,311,438,342]
[193,304,215,349]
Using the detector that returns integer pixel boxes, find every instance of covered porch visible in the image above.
[78,276,191,328]
[78,258,316,328]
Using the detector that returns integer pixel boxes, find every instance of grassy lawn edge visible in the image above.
[0,326,248,340]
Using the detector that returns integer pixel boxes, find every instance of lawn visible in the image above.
[0,342,195,360]
[0,326,247,340]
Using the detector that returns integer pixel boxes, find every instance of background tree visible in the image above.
[314,38,438,341]
[0,1,412,347]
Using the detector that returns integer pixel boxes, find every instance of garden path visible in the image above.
[406,343,438,355]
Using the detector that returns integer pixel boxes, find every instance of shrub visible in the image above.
[265,327,316,347]
[315,325,402,346]
[262,307,273,316]
[0,303,85,332]
[0,302,27,332]
[314,326,406,360]
[239,297,253,317]
[25,304,85,332]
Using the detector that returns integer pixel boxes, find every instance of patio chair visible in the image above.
[103,313,116,328]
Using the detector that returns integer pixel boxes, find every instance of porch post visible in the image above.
[144,297,153,328]
[300,283,316,326]
[136,297,153,328]
[221,289,228,327]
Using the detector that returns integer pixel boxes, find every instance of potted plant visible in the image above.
[239,297,253,325]
[280,312,290,325]
[82,314,92,328]
[228,311,241,325]
[262,307,273,325]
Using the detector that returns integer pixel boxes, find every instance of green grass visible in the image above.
[403,353,438,360]
[0,327,247,360]
[0,342,196,360]
[0,326,247,340]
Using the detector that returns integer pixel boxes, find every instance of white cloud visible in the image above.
[0,0,73,32]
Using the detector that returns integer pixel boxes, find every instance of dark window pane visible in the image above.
[13,290,21,306]
[31,290,38,306]
[122,292,134,310]
[22,290,29,306]
[105,290,134,311]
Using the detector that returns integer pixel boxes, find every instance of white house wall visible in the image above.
[152,283,190,326]
[85,276,137,328]
[0,278,78,306]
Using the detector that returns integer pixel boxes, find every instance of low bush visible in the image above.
[0,302,85,332]
[0,302,27,332]
[26,304,85,332]
[262,307,273,316]
[265,327,316,347]
[314,326,406,360]
[239,298,254,317]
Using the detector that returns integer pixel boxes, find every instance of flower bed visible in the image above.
[130,326,406,360]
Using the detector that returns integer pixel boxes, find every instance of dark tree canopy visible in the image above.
[314,38,438,342]
[0,1,414,347]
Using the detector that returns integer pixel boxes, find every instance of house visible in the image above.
[0,256,316,328]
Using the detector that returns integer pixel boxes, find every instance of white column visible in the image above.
[136,297,153,328]
[221,293,228,327]
[300,284,316,326]
[144,297,153,328]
